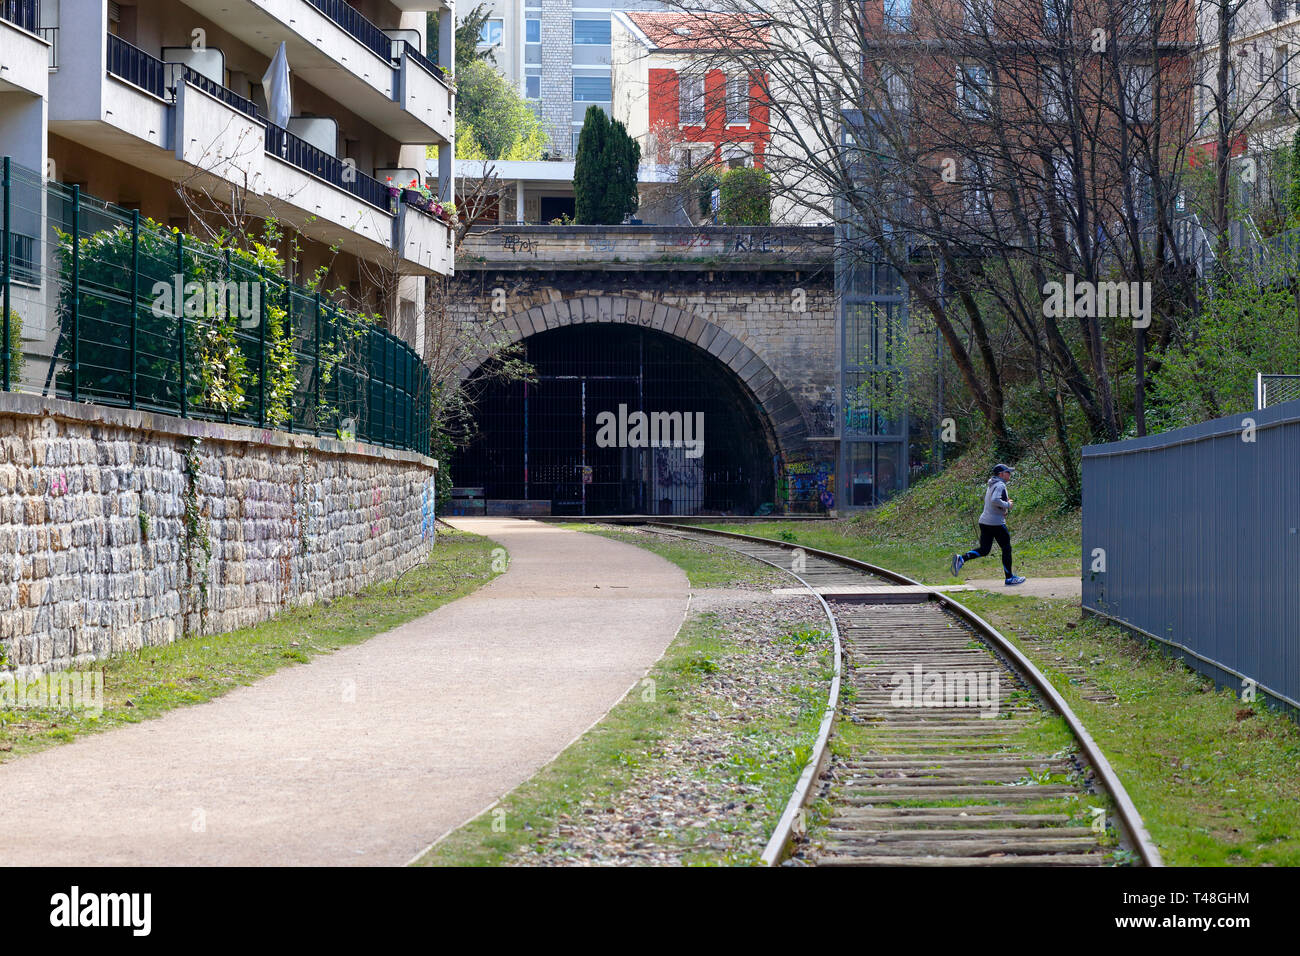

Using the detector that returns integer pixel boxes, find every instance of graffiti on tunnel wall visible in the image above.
[779,457,835,512]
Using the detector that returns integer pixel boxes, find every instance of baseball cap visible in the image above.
[991,463,1014,477]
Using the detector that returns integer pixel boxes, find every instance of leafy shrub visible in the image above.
[718,166,771,226]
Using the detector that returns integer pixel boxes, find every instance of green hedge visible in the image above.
[718,167,771,226]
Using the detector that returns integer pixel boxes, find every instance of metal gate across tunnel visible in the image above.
[455,323,778,516]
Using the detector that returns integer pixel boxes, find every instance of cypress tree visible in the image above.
[574,106,641,224]
[574,106,610,224]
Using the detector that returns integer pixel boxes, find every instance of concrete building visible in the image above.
[0,0,456,385]
[474,0,665,158]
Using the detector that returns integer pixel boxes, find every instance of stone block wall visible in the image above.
[0,393,438,677]
[450,269,837,458]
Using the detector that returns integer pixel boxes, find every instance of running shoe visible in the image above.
[950,553,965,577]
[1005,575,1026,586]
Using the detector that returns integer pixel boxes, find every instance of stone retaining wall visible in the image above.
[0,393,438,677]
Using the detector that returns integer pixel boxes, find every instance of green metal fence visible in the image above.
[1,157,432,454]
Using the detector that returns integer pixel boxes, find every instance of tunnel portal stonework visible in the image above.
[452,225,838,469]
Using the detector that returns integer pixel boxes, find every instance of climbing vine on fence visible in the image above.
[51,216,402,440]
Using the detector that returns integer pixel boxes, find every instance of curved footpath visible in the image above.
[0,519,688,866]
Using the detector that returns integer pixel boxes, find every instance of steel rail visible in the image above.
[648,521,1163,868]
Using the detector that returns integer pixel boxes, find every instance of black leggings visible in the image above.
[966,523,1012,576]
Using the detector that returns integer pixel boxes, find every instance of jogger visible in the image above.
[950,464,1026,586]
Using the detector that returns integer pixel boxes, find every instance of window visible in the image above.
[964,157,990,216]
[1043,0,1066,32]
[679,73,705,124]
[722,143,753,167]
[962,0,993,32]
[673,144,713,168]
[478,19,502,46]
[1130,163,1154,222]
[883,0,911,31]
[572,130,582,155]
[883,66,909,112]
[574,75,611,101]
[1042,68,1067,121]
[7,233,38,285]
[1123,65,1153,121]
[526,18,541,43]
[957,64,991,117]
[1121,0,1152,35]
[1277,48,1291,115]
[573,19,611,45]
[726,75,751,124]
[525,74,540,99]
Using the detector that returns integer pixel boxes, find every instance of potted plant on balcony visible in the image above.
[400,177,432,210]
[432,201,458,227]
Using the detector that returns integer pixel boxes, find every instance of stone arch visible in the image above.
[463,295,811,460]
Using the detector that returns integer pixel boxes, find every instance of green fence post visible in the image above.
[2,156,11,392]
[129,208,139,409]
[176,231,186,417]
[70,184,80,402]
[223,246,232,422]
[258,265,266,428]
[283,280,292,434]
[313,291,321,436]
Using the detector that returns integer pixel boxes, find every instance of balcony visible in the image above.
[172,0,453,145]
[396,202,454,278]
[51,36,451,276]
[0,0,49,98]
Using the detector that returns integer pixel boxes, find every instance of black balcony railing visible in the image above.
[0,0,37,33]
[178,66,258,118]
[264,122,390,212]
[106,34,167,99]
[40,25,57,68]
[392,39,450,91]
[307,0,392,62]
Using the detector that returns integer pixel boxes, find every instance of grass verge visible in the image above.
[961,592,1300,866]
[561,523,787,589]
[0,527,500,763]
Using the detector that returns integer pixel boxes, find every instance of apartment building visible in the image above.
[0,0,455,386]
[476,0,664,157]
[1195,0,1300,202]
[610,11,768,168]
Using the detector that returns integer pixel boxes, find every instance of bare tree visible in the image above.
[655,0,1297,499]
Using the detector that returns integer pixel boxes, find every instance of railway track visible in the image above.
[639,523,1161,868]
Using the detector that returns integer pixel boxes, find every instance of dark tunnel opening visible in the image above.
[454,323,779,516]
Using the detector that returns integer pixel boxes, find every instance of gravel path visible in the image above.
[0,519,688,865]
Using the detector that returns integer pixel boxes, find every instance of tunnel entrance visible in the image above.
[455,323,777,516]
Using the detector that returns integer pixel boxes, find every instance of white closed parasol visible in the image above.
[261,42,292,128]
